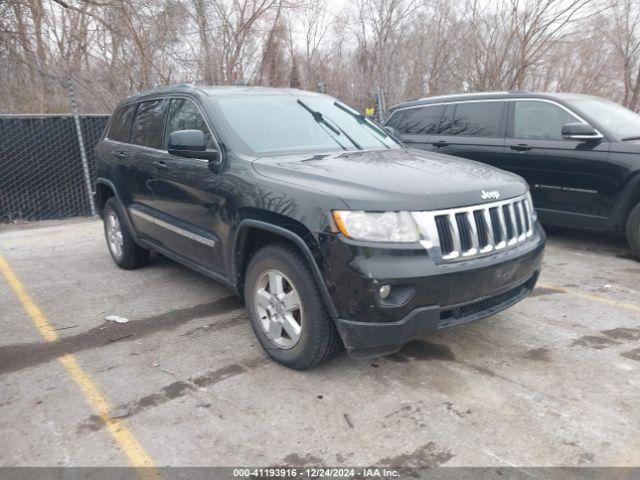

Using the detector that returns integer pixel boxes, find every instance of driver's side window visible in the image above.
[165,98,215,149]
[513,101,580,140]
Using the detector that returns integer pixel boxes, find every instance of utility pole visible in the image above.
[375,86,386,124]
[68,75,96,216]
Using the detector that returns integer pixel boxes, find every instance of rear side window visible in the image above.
[107,104,135,143]
[448,102,504,136]
[130,100,167,149]
[513,101,578,140]
[165,99,214,149]
[389,105,444,134]
[437,104,455,134]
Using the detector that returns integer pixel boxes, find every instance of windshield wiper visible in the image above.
[622,135,640,141]
[334,101,392,149]
[297,99,362,150]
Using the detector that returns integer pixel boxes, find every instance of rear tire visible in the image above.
[103,197,150,269]
[626,203,640,258]
[244,243,342,370]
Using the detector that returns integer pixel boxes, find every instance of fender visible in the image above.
[95,178,140,242]
[231,219,339,319]
[609,172,640,230]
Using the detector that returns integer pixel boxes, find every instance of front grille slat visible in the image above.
[506,204,518,243]
[523,200,533,235]
[474,210,489,249]
[447,213,462,259]
[496,205,508,246]
[455,213,471,252]
[466,211,479,254]
[435,215,453,255]
[411,193,535,263]
[517,201,527,239]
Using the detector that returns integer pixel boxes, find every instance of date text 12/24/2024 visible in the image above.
[233,468,401,478]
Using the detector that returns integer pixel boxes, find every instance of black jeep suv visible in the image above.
[385,91,640,256]
[95,84,545,369]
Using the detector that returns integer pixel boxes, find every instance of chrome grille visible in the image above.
[412,193,535,262]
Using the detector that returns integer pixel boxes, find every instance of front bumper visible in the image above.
[319,223,545,358]
[336,271,538,358]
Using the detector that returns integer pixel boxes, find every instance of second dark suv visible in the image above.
[95,85,545,370]
[385,92,640,256]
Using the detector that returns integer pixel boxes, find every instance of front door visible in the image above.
[503,100,612,221]
[147,97,225,274]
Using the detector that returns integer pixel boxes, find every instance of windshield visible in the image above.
[214,95,399,156]
[566,97,640,139]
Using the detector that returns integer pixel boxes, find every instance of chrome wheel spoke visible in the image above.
[256,289,272,309]
[268,319,283,338]
[282,290,300,312]
[281,314,301,341]
[268,271,285,296]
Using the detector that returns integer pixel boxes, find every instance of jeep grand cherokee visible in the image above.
[385,91,640,256]
[95,84,546,370]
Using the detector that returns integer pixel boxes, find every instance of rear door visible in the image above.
[127,98,169,241]
[503,100,611,219]
[145,97,225,274]
[425,101,508,167]
[102,103,137,208]
[385,104,444,149]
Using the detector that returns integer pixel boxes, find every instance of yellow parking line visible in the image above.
[0,253,157,471]
[538,283,640,314]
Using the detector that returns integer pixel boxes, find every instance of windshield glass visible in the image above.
[566,97,640,139]
[214,95,399,155]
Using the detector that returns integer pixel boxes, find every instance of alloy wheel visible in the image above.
[106,211,124,260]
[254,269,303,349]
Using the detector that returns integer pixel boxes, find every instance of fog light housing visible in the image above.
[379,284,391,299]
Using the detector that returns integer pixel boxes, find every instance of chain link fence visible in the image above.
[0,114,110,223]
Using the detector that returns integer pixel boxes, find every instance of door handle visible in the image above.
[510,144,532,152]
[152,160,168,170]
[115,151,126,159]
[432,140,450,147]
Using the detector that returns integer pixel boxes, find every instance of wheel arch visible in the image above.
[95,181,115,217]
[610,173,640,231]
[95,178,139,240]
[231,218,338,319]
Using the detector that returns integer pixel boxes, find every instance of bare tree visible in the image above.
[1,0,638,114]
[605,0,640,110]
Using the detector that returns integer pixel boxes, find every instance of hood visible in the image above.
[252,148,528,211]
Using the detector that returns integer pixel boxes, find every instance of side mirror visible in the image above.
[384,126,398,137]
[169,129,206,153]
[562,123,603,141]
[384,125,403,144]
[168,129,221,169]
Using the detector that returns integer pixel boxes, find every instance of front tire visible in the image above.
[244,243,342,370]
[103,197,150,269]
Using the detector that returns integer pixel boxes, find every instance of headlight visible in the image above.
[332,211,420,242]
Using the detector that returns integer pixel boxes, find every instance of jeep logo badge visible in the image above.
[481,190,500,200]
